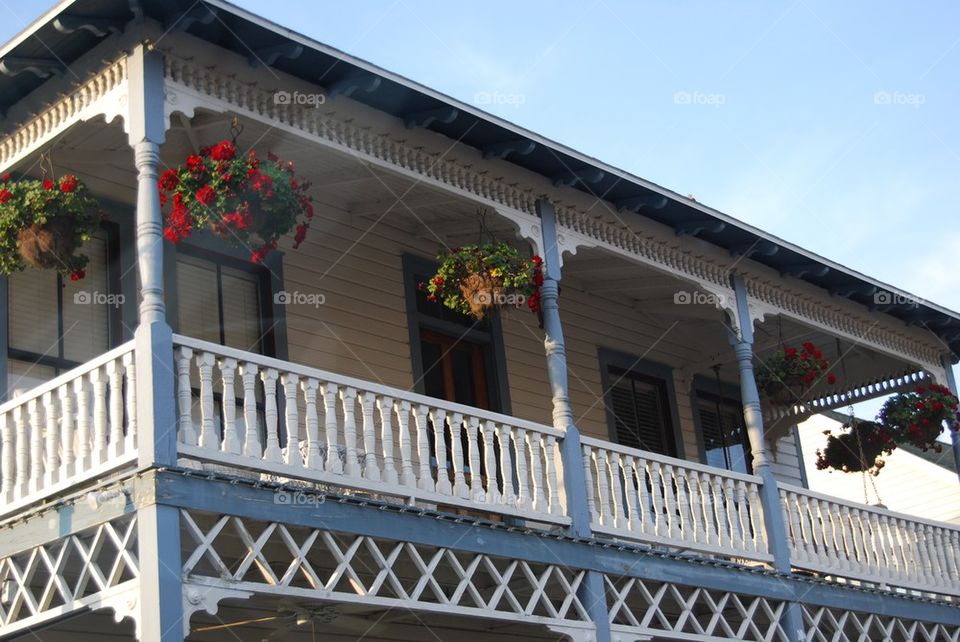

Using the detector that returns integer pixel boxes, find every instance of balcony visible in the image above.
[1,334,958,604]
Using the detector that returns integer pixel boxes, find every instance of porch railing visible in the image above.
[780,484,960,597]
[172,335,568,524]
[581,437,771,562]
[0,341,138,517]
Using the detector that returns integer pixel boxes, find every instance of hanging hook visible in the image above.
[229,115,244,145]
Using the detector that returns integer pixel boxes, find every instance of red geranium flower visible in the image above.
[0,188,11,203]
[209,140,237,161]
[827,373,837,385]
[69,269,85,281]
[196,185,216,206]
[158,170,179,191]
[59,175,78,193]
[42,179,54,190]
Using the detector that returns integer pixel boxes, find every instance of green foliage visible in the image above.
[879,383,959,450]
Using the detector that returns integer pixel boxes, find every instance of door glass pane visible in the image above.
[62,236,110,362]
[451,347,478,407]
[176,256,221,344]
[419,337,446,400]
[699,394,751,473]
[220,266,262,352]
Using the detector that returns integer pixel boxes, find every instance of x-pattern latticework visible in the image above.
[0,514,138,628]
[801,604,960,642]
[605,575,790,642]
[181,509,590,624]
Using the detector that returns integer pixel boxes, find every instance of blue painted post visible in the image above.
[536,199,611,642]
[729,273,804,642]
[940,354,960,484]
[128,44,183,641]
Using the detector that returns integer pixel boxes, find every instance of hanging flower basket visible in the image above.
[879,383,959,451]
[421,242,543,320]
[815,420,896,475]
[158,140,315,263]
[755,341,836,406]
[0,173,99,280]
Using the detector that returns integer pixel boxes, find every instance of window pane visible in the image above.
[220,266,262,352]
[62,236,110,362]
[7,359,56,397]
[698,394,751,474]
[8,268,59,356]
[176,256,221,344]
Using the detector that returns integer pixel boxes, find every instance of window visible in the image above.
[696,390,752,474]
[6,230,120,396]
[606,366,677,456]
[175,249,273,355]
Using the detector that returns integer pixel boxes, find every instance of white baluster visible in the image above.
[675,470,693,544]
[42,392,59,486]
[465,416,483,502]
[340,387,361,478]
[176,347,196,446]
[734,480,750,553]
[449,412,467,498]
[431,409,452,495]
[300,378,321,469]
[544,435,561,516]
[686,470,703,544]
[260,368,282,463]
[394,400,416,487]
[526,430,547,513]
[648,461,665,537]
[358,392,381,482]
[0,414,12,503]
[218,358,241,454]
[481,420,500,504]
[498,423,516,507]
[74,377,90,471]
[787,494,807,564]
[122,352,137,451]
[413,404,432,490]
[195,353,217,451]
[722,477,738,550]
[106,359,124,457]
[582,445,598,524]
[28,398,43,492]
[14,406,28,497]
[377,396,399,486]
[282,374,301,467]
[595,449,612,527]
[240,362,261,457]
[322,383,342,474]
[621,455,640,532]
[90,367,109,466]
[513,427,529,509]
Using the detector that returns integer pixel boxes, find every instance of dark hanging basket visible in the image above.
[763,377,805,406]
[816,421,894,474]
[458,272,504,319]
[17,218,78,270]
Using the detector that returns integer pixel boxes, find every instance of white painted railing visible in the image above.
[0,342,138,516]
[582,437,771,561]
[780,484,960,596]
[172,335,568,524]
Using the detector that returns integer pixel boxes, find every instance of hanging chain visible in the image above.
[229,115,244,145]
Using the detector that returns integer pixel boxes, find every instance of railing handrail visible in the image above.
[172,334,563,438]
[779,481,960,533]
[0,340,136,415]
[580,434,764,485]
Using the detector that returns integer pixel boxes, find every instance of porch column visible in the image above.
[940,354,960,483]
[729,274,804,642]
[128,44,184,642]
[536,199,611,642]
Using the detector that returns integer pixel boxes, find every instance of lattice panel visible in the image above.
[802,605,960,642]
[181,510,590,623]
[605,575,790,642]
[0,514,139,627]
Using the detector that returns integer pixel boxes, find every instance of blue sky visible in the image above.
[2,0,958,418]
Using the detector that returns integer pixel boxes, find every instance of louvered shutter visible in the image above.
[608,369,674,455]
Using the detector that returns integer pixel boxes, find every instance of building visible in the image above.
[0,1,959,640]
[798,411,960,525]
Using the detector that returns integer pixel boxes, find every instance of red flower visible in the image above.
[916,386,926,394]
[1,173,9,181]
[196,184,216,206]
[432,276,444,287]
[292,222,308,248]
[827,373,837,385]
[0,188,11,203]
[186,155,205,174]
[69,269,85,281]
[209,140,237,161]
[916,401,927,411]
[784,347,798,359]
[42,179,54,190]
[158,170,179,191]
[531,255,543,266]
[59,175,78,193]
[802,341,816,352]
[249,171,273,195]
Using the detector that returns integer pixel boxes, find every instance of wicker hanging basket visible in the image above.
[17,218,78,270]
[458,272,504,319]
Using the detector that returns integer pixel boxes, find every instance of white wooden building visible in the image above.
[0,1,958,640]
